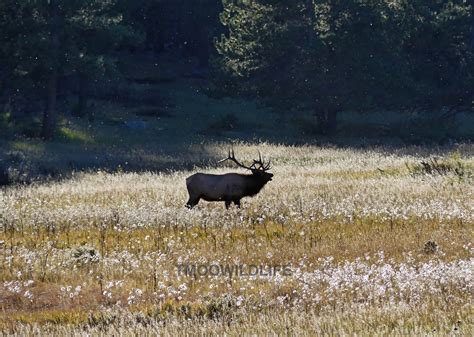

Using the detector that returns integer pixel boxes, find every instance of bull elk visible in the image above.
[185,149,273,209]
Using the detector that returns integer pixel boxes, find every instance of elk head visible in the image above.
[218,148,273,182]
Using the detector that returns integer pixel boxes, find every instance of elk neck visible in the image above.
[243,173,269,196]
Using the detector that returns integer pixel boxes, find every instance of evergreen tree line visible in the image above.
[214,0,473,133]
[0,0,221,139]
[0,0,472,139]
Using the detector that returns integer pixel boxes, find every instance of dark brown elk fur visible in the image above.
[185,150,273,209]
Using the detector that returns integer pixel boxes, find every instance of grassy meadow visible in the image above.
[0,143,473,336]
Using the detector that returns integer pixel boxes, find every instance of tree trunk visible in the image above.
[42,0,60,140]
[315,107,338,134]
[0,160,9,186]
[74,73,87,117]
[306,0,314,48]
[327,109,337,133]
[471,6,474,55]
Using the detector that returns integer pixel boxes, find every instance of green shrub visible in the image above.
[406,151,472,182]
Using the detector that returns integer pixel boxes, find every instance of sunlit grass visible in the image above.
[8,141,45,153]
[57,126,95,144]
[0,143,473,335]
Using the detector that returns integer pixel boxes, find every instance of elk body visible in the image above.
[186,149,273,209]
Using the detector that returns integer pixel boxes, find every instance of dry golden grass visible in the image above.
[0,143,473,335]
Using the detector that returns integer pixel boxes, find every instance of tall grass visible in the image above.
[0,143,473,335]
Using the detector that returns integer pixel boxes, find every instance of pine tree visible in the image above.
[215,0,473,134]
[0,0,140,139]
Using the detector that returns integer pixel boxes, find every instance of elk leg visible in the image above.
[233,199,241,208]
[186,196,200,209]
[225,200,231,209]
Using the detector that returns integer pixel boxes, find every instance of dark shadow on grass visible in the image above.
[1,134,472,188]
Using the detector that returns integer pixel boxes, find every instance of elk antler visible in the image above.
[251,151,271,171]
[219,148,271,171]
[218,147,253,170]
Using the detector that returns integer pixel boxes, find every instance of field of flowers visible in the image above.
[0,143,473,336]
